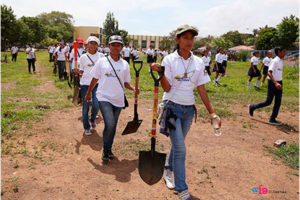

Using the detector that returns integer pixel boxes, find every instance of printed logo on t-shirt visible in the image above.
[104,69,121,77]
[174,70,196,81]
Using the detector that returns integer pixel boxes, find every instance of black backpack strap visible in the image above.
[106,56,124,91]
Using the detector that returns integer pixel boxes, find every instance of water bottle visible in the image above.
[212,115,222,136]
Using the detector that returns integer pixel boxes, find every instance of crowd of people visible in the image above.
[6,23,287,200]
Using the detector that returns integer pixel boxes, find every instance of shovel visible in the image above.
[72,41,80,105]
[138,66,166,185]
[122,60,143,135]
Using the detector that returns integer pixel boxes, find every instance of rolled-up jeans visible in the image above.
[98,101,122,151]
[164,101,195,193]
[80,84,99,130]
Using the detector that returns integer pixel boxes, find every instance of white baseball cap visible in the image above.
[87,36,100,45]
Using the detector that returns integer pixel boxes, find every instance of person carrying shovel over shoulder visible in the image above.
[151,24,221,200]
[78,36,105,136]
[69,38,85,79]
[85,35,138,162]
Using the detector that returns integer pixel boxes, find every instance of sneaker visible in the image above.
[91,122,96,129]
[213,81,217,86]
[268,119,281,126]
[84,129,92,136]
[216,81,221,86]
[254,85,259,89]
[248,104,254,116]
[102,150,109,161]
[163,169,175,189]
[107,149,114,160]
[179,190,191,200]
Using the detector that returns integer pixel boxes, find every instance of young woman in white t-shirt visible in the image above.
[151,25,221,200]
[79,36,104,136]
[85,35,137,162]
[247,51,262,89]
[259,50,272,86]
[25,44,36,73]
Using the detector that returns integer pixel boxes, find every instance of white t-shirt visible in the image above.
[215,53,223,63]
[250,56,259,66]
[223,54,228,61]
[162,50,168,57]
[91,56,131,107]
[146,49,154,56]
[55,47,67,61]
[69,48,84,69]
[131,49,138,57]
[104,47,110,54]
[202,56,211,66]
[208,51,212,58]
[122,47,131,57]
[263,57,272,67]
[79,52,105,86]
[26,48,35,59]
[268,56,283,81]
[162,50,210,105]
[48,46,55,53]
[11,47,18,54]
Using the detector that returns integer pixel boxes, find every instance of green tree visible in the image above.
[20,16,46,44]
[222,31,243,46]
[103,12,119,45]
[255,27,277,50]
[192,35,214,50]
[1,5,18,49]
[211,37,233,49]
[37,11,74,42]
[116,29,129,45]
[276,15,299,48]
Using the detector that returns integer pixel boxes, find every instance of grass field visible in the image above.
[2,51,299,138]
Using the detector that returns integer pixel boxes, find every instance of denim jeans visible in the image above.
[164,101,195,192]
[80,84,99,130]
[99,101,122,151]
[252,80,283,120]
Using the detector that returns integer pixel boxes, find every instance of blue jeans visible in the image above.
[99,101,122,151]
[252,80,282,120]
[165,101,195,192]
[80,84,99,130]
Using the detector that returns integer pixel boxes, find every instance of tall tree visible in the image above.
[1,5,18,49]
[103,12,119,45]
[37,11,74,42]
[20,16,46,44]
[255,27,277,50]
[276,15,299,48]
[222,31,244,46]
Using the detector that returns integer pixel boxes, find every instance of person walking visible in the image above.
[85,35,137,162]
[259,50,272,86]
[151,24,221,200]
[25,44,36,73]
[247,51,262,89]
[11,44,19,62]
[54,42,68,80]
[79,36,104,136]
[249,47,286,125]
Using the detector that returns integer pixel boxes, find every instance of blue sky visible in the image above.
[2,0,299,37]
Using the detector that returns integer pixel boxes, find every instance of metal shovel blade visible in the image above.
[138,139,166,185]
[122,119,143,135]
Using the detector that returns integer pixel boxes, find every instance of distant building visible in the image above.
[73,26,166,48]
[73,26,105,44]
[128,35,166,49]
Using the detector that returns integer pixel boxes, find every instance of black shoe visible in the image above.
[248,104,254,116]
[216,81,221,86]
[107,149,114,160]
[268,119,281,126]
[102,150,109,161]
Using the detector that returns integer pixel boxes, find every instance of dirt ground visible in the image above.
[2,65,299,200]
